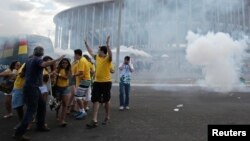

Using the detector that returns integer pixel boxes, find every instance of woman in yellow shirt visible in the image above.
[54,58,71,127]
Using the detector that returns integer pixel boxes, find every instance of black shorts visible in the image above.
[91,82,112,103]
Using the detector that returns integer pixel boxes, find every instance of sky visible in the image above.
[0,0,111,44]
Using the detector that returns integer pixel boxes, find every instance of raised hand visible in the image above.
[57,55,66,61]
[84,38,88,45]
[106,35,110,46]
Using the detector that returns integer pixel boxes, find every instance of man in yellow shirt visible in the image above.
[85,36,112,128]
[73,49,90,119]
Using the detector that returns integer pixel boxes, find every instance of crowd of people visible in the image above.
[0,36,134,141]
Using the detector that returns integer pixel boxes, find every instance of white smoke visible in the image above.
[53,47,91,59]
[112,46,152,58]
[186,31,247,92]
[54,47,74,56]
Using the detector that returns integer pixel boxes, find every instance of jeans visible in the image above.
[119,82,130,107]
[15,85,46,136]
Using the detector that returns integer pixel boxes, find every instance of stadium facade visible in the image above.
[53,0,250,51]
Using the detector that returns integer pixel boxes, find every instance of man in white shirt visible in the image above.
[119,56,134,110]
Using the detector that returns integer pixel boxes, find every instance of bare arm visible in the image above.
[106,36,112,62]
[84,39,95,58]
[74,71,83,77]
[119,63,125,70]
[128,64,134,72]
[41,55,65,68]
[0,69,12,77]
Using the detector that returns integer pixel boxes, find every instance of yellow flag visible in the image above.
[18,44,28,55]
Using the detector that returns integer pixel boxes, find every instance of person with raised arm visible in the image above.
[85,36,113,128]
[13,46,65,141]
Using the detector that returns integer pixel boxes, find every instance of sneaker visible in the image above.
[119,106,124,111]
[86,120,98,129]
[75,112,87,120]
[12,135,30,141]
[3,113,13,118]
[13,123,20,130]
[73,111,81,117]
[125,106,130,110]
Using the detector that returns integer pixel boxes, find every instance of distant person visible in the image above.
[0,61,21,118]
[54,58,71,127]
[85,36,112,128]
[73,49,89,120]
[119,56,134,110]
[13,46,65,141]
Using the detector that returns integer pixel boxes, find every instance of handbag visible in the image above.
[49,74,60,111]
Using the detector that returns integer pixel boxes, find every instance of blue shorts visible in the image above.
[12,88,24,109]
[54,86,70,97]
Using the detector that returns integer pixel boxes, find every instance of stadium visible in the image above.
[53,0,250,82]
[53,0,250,49]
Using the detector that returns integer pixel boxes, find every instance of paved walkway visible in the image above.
[0,85,250,141]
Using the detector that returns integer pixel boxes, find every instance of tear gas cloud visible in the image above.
[186,31,247,92]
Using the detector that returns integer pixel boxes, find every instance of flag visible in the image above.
[18,38,28,55]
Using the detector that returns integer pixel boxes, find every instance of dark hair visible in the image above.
[43,75,49,83]
[33,46,44,57]
[124,56,130,61]
[43,56,53,61]
[57,58,71,75]
[9,61,19,71]
[99,46,107,54]
[74,49,82,56]
[43,56,55,72]
[83,54,91,61]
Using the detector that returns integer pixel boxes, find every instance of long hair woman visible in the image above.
[54,58,71,127]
